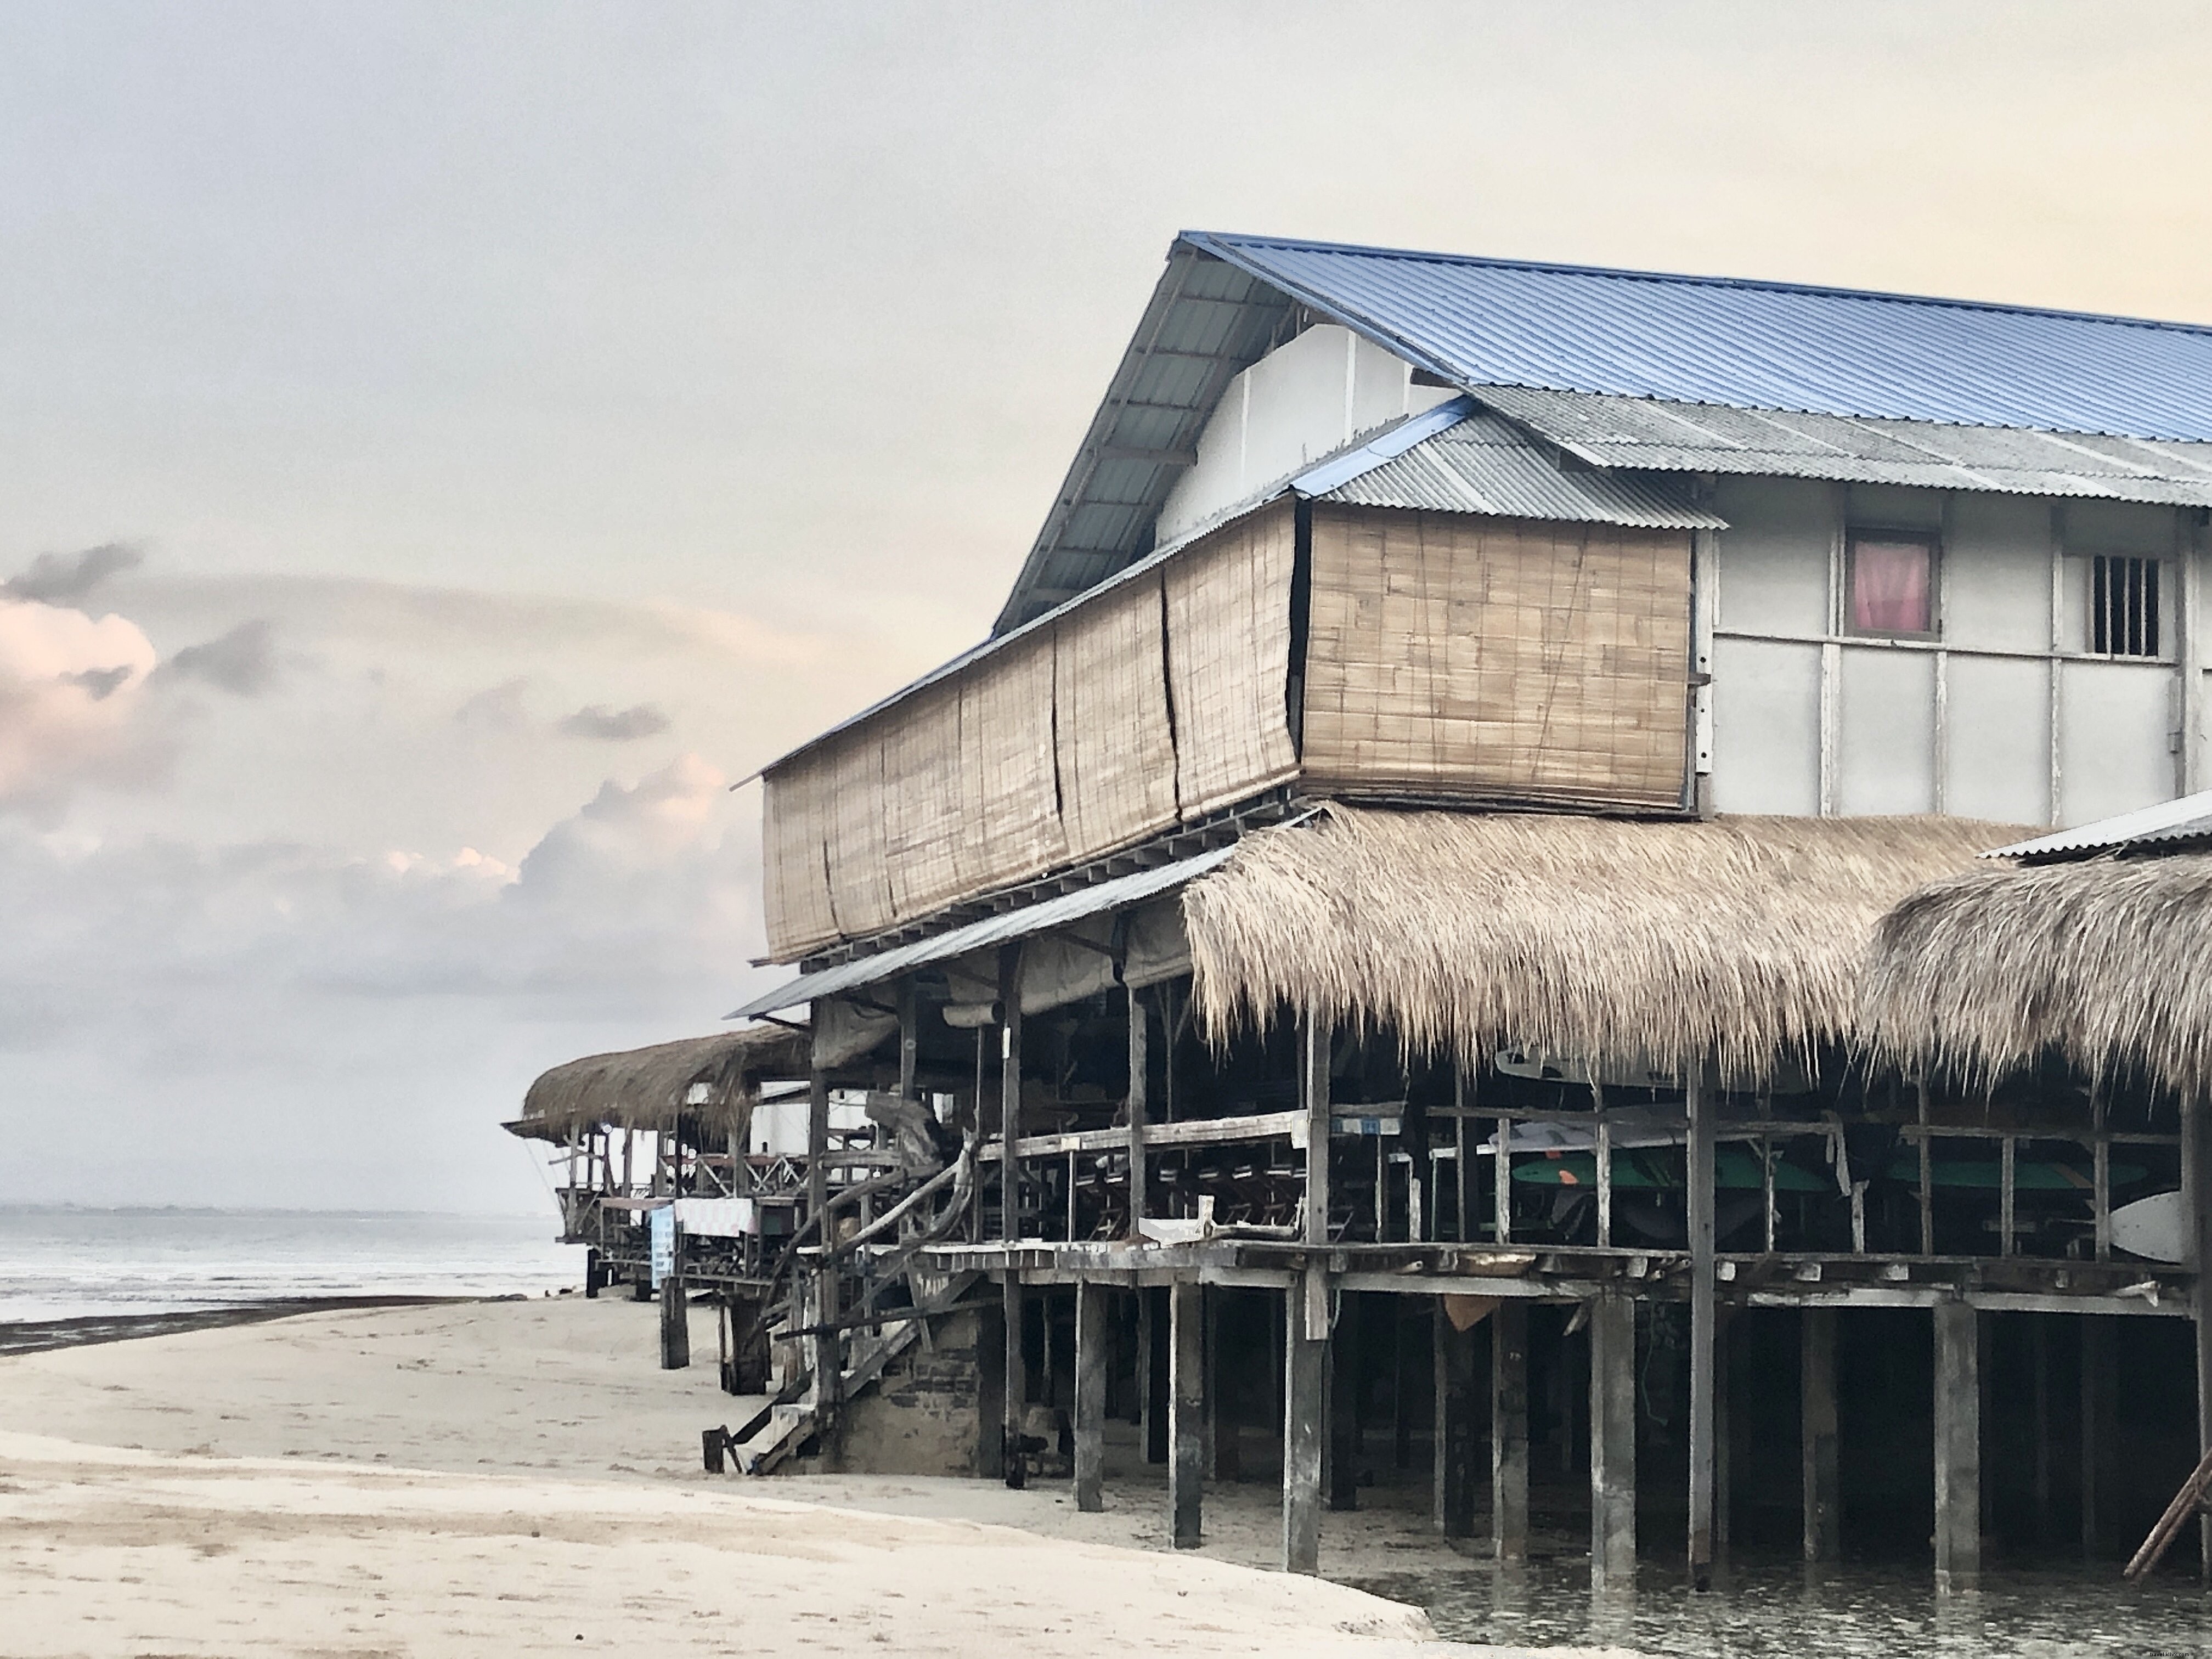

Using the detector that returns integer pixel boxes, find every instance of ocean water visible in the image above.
[0,1206,581,1323]
[1350,1554,2212,1657]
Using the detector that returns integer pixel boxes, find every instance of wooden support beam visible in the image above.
[1492,1300,1529,1560]
[976,1296,1005,1480]
[2083,1313,2112,1559]
[1934,1299,1981,1590]
[2188,1096,2212,1578]
[1328,1290,1361,1511]
[1140,1287,1168,1464]
[1802,1306,1839,1562]
[1282,1270,1325,1574]
[1687,1076,1717,1589]
[1127,982,1149,1235]
[1002,1272,1026,1489]
[1000,946,1025,1243]
[659,1260,690,1371]
[1074,1279,1107,1513]
[1589,1290,1637,1589]
[896,974,918,1103]
[1714,1309,1734,1553]
[1303,1009,1330,1246]
[1209,1289,1241,1481]
[1432,1301,1478,1538]
[1170,1278,1204,1548]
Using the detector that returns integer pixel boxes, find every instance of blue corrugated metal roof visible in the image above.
[1184,232,2212,444]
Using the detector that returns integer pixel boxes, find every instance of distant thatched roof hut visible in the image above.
[508,1024,809,1141]
[1864,811,2212,1098]
[1183,804,2015,1087]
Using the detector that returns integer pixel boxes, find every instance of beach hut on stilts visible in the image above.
[515,230,2212,1585]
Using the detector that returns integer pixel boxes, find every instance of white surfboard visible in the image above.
[2111,1189,2187,1264]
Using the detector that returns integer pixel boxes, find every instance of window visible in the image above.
[1846,529,1938,637]
[2091,555,2161,657]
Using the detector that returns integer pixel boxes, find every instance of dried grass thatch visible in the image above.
[511,1025,810,1141]
[1863,852,2212,1099]
[1181,804,2015,1086]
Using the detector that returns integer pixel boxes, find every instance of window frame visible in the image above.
[1842,526,1943,642]
[2086,551,2166,660]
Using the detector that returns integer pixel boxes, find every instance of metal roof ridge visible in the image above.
[1181,230,2212,340]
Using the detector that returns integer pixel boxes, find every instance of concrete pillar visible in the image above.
[1074,1279,1107,1513]
[1492,1300,1530,1560]
[1170,1278,1204,1548]
[1802,1306,1840,1563]
[1433,1301,1479,1538]
[1589,1290,1637,1589]
[1934,1299,1981,1590]
[1283,1269,1326,1574]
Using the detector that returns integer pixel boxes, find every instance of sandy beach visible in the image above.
[0,1295,1623,1657]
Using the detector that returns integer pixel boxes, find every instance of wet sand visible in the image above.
[0,1295,1620,1657]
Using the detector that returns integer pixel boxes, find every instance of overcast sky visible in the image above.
[8,0,2212,1213]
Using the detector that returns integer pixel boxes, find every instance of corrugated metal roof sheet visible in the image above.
[1300,403,1725,529]
[1475,385,2212,509]
[1188,232,2212,443]
[1984,791,2212,861]
[727,846,1235,1018]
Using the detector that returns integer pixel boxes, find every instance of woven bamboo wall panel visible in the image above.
[823,728,898,938]
[958,627,1068,890]
[1057,572,1180,860]
[881,679,968,919]
[761,758,840,960]
[1302,504,1690,806]
[1166,499,1300,815]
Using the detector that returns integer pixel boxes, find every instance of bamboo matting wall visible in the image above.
[1300,505,1691,809]
[762,500,1299,958]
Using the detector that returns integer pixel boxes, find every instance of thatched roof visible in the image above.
[1863,852,2212,1098]
[510,1025,810,1141]
[1182,804,2015,1086]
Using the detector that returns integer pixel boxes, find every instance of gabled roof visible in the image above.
[996,232,2212,632]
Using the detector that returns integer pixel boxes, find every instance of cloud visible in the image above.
[164,619,278,695]
[455,677,532,731]
[4,543,144,607]
[0,599,159,812]
[556,702,670,741]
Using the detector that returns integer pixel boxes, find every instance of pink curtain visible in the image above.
[1852,540,1931,633]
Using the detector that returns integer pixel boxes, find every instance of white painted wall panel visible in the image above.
[1943,654,2049,826]
[1157,325,1449,544]
[2064,499,2179,556]
[1945,494,2053,652]
[1846,483,1944,530]
[1710,636,1821,814]
[2059,661,2175,823]
[1711,477,1831,636]
[1837,647,1937,815]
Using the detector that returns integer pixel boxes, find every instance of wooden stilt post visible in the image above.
[1328,1290,1361,1511]
[1433,1300,1478,1538]
[2083,1313,2112,1558]
[1934,1299,1981,1590]
[1303,1007,1331,1246]
[1000,946,1024,1243]
[1589,1290,1637,1589]
[805,1057,839,1450]
[1127,982,1148,1237]
[1802,1306,1839,1563]
[1170,1277,1204,1548]
[1074,1278,1107,1513]
[1714,1308,1734,1555]
[1283,1269,1325,1574]
[1492,1300,1529,1560]
[1687,1074,1717,1589]
[2186,1096,2212,1579]
[1002,1272,1026,1489]
[659,1241,690,1370]
[977,1296,1005,1480]
[1140,1288,1168,1464]
[2032,1314,2052,1547]
[1209,1289,1241,1481]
